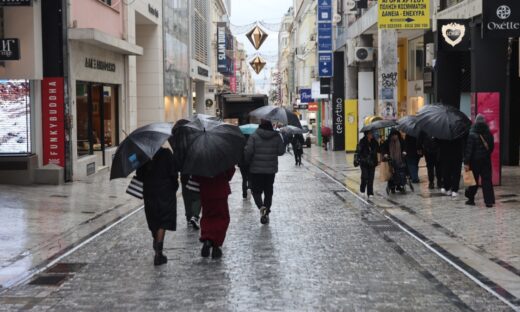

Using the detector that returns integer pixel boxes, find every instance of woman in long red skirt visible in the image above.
[193,167,235,259]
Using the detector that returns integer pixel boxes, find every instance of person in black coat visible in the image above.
[291,133,304,166]
[136,147,179,266]
[381,129,406,193]
[404,134,421,183]
[418,131,442,189]
[438,136,465,197]
[355,131,380,197]
[464,114,495,207]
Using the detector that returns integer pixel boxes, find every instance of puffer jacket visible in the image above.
[244,128,285,174]
[464,122,494,165]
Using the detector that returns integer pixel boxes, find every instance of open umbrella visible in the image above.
[110,122,173,179]
[321,126,332,137]
[172,117,246,177]
[415,104,471,140]
[280,125,307,134]
[360,119,397,132]
[239,123,259,135]
[396,115,420,137]
[249,105,302,128]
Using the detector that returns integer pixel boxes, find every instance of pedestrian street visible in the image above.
[0,155,511,311]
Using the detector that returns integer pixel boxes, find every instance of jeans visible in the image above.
[250,173,276,210]
[181,185,201,222]
[406,156,420,182]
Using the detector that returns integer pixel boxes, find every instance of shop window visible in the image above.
[0,80,31,154]
[408,37,424,81]
[76,82,118,161]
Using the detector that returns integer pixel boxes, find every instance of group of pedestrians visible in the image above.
[136,119,285,265]
[354,114,495,207]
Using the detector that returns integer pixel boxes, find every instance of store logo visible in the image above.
[441,23,466,47]
[497,5,511,20]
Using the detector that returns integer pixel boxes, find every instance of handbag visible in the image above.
[463,170,477,187]
[126,175,143,199]
[379,161,392,182]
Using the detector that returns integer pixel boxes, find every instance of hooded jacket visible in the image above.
[244,127,285,174]
[464,121,494,165]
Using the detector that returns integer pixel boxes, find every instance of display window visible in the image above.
[76,81,118,164]
[0,80,31,154]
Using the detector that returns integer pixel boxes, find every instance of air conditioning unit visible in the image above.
[355,47,374,62]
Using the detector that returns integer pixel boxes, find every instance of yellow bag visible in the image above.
[463,170,477,186]
[379,161,392,182]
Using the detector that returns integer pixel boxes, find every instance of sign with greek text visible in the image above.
[378,0,430,29]
[42,77,65,167]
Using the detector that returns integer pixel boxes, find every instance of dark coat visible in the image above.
[291,134,304,151]
[404,135,420,159]
[439,137,464,163]
[418,132,439,155]
[136,148,179,232]
[464,122,494,165]
[356,136,379,168]
[193,167,235,200]
[244,127,285,174]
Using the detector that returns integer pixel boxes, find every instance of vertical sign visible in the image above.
[42,77,65,167]
[230,55,237,93]
[217,22,227,73]
[477,92,501,185]
[317,0,333,77]
[345,99,358,152]
[332,51,345,150]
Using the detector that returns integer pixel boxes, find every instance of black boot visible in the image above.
[201,240,212,257]
[153,241,167,266]
[211,246,223,259]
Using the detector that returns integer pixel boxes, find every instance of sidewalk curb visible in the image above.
[304,154,520,311]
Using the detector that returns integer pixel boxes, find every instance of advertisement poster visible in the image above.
[42,77,65,167]
[0,80,30,153]
[345,100,358,152]
[477,92,501,185]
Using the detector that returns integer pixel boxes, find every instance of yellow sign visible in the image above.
[345,100,358,152]
[378,0,430,29]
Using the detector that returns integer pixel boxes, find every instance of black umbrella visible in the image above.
[396,115,420,137]
[280,125,307,134]
[415,104,471,140]
[172,117,246,177]
[110,122,173,179]
[249,105,302,128]
[359,119,397,132]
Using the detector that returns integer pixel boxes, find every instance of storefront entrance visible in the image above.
[76,82,119,166]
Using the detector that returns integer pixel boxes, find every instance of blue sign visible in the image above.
[318,52,333,77]
[317,6,332,22]
[300,89,313,103]
[318,23,332,51]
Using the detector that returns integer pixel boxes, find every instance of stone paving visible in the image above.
[0,155,512,311]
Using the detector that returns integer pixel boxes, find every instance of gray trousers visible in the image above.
[181,185,201,222]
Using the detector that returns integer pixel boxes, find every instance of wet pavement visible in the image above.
[0,155,514,311]
[0,170,142,289]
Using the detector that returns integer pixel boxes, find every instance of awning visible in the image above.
[68,28,143,56]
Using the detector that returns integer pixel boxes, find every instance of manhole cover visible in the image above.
[45,263,86,274]
[29,274,71,286]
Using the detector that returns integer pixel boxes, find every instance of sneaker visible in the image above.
[260,206,268,224]
[428,182,434,189]
[211,246,223,259]
[465,199,475,206]
[190,216,200,230]
[187,221,192,228]
[201,240,212,258]
[154,253,167,266]
[451,191,458,197]
[441,188,446,193]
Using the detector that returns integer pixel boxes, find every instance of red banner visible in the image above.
[308,102,318,111]
[476,92,500,185]
[42,77,65,167]
[230,56,237,93]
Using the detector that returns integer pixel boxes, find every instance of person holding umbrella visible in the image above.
[439,137,465,197]
[464,114,495,207]
[321,126,332,151]
[291,133,304,166]
[418,132,442,189]
[136,147,178,266]
[381,129,407,194]
[404,133,421,183]
[244,119,286,224]
[354,131,380,198]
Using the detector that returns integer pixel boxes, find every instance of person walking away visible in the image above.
[439,137,464,197]
[136,147,178,266]
[244,119,285,224]
[464,114,495,207]
[355,131,379,198]
[291,133,304,166]
[194,167,235,259]
[381,129,406,193]
[418,132,442,189]
[404,133,421,183]
[180,174,201,229]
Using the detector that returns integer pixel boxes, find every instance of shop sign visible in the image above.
[483,0,520,38]
[378,0,430,29]
[0,0,31,5]
[332,51,345,151]
[438,20,470,51]
[476,92,501,185]
[42,77,65,167]
[308,102,319,111]
[85,58,116,72]
[298,104,308,110]
[197,66,209,77]
[318,23,332,51]
[318,52,333,77]
[317,0,332,23]
[0,38,20,60]
[217,22,228,74]
[300,89,313,103]
[148,4,159,18]
[311,80,328,99]
[320,77,331,94]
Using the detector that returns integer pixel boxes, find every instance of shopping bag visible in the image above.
[463,170,476,187]
[379,161,392,182]
[126,176,143,199]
